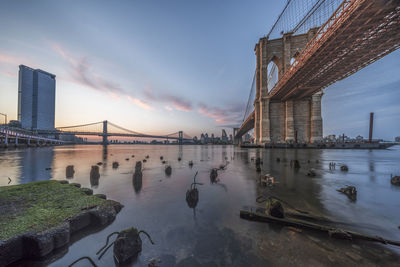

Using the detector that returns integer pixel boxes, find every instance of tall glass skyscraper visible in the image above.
[17,65,56,130]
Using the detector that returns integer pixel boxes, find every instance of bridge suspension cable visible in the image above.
[266,0,343,40]
[107,121,148,136]
[243,70,256,123]
[56,121,103,129]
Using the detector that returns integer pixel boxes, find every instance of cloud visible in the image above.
[1,71,15,77]
[198,102,244,124]
[127,96,152,110]
[50,42,152,110]
[0,53,22,65]
[144,86,193,112]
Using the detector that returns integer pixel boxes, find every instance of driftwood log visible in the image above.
[240,207,400,247]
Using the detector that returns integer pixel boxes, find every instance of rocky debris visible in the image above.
[210,168,218,181]
[81,188,93,195]
[112,161,119,169]
[287,226,302,233]
[266,198,284,218]
[162,160,166,164]
[337,186,357,201]
[125,158,129,161]
[97,162,103,166]
[178,157,182,161]
[70,183,81,188]
[95,194,107,199]
[340,165,349,171]
[307,169,316,177]
[165,165,172,176]
[290,160,300,169]
[143,159,147,163]
[59,180,69,184]
[90,166,100,180]
[390,175,400,186]
[146,155,150,159]
[97,228,154,264]
[148,258,160,267]
[188,160,193,167]
[261,174,275,187]
[131,155,135,158]
[160,156,164,160]
[345,251,362,262]
[66,165,75,178]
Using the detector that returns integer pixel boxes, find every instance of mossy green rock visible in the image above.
[0,180,123,265]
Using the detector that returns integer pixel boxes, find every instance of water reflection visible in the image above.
[19,147,54,184]
[0,145,399,266]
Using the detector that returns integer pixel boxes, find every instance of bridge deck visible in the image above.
[270,0,400,100]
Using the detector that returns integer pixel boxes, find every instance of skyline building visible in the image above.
[18,65,56,130]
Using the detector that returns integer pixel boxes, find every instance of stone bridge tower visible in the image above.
[254,28,323,145]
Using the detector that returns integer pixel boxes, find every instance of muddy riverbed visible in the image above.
[1,145,400,266]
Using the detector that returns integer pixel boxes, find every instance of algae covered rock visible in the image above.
[113,228,154,264]
[210,168,218,180]
[337,186,357,201]
[266,198,284,218]
[391,176,400,186]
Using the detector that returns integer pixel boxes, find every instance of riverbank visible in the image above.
[0,180,123,266]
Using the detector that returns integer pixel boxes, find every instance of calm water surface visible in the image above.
[1,145,400,266]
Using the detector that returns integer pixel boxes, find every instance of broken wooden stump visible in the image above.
[165,165,172,176]
[90,166,100,180]
[66,165,75,178]
[290,160,300,169]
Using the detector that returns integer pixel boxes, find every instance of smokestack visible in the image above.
[369,112,374,143]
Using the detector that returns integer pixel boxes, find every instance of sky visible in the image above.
[0,0,399,140]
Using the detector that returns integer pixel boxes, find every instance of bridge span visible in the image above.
[236,0,400,144]
[0,120,193,146]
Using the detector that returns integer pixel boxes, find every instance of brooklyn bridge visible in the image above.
[235,0,400,145]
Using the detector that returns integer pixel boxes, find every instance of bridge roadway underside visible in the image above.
[237,0,400,145]
[270,0,400,100]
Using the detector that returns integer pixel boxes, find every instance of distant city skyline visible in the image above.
[0,1,399,139]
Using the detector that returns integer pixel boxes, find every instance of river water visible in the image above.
[1,145,400,266]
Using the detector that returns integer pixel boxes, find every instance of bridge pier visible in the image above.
[252,29,323,145]
[178,131,183,145]
[5,134,8,145]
